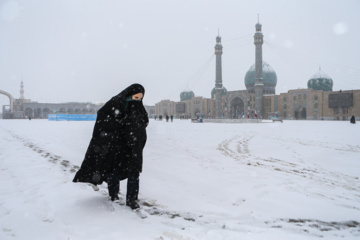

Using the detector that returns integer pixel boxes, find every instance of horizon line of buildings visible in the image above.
[154,20,359,121]
[1,20,359,121]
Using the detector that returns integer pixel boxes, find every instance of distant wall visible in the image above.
[48,114,97,121]
[203,119,262,123]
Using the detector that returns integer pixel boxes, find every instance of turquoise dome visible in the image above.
[211,86,227,99]
[244,61,277,93]
[307,70,333,91]
[180,88,195,101]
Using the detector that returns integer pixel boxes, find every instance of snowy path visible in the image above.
[1,119,360,239]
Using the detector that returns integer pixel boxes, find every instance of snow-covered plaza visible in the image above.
[0,119,359,239]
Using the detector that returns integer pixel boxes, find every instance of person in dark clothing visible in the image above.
[166,115,169,122]
[73,83,148,210]
[170,115,173,122]
[350,115,356,124]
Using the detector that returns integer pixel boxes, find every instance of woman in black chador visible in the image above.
[73,83,148,210]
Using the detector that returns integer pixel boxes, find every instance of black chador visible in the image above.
[73,84,148,208]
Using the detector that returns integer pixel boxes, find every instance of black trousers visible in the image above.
[107,173,139,201]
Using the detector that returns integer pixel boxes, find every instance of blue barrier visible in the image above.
[48,114,97,121]
[48,114,57,121]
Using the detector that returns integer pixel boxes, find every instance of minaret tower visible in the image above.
[214,31,223,119]
[20,78,25,99]
[254,16,264,117]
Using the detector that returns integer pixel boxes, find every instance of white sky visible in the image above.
[1,0,359,111]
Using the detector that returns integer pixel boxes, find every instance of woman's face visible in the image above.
[132,93,143,100]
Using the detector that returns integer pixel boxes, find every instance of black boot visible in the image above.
[111,195,120,202]
[107,174,120,202]
[126,174,140,209]
[126,200,140,210]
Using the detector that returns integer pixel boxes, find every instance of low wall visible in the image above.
[48,114,97,121]
[202,119,263,123]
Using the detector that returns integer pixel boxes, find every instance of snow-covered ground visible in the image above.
[0,119,359,240]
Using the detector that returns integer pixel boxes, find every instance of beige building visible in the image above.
[155,96,216,119]
[156,88,360,121]
[155,100,174,117]
[154,22,360,121]
[263,89,359,121]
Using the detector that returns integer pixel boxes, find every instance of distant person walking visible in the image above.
[166,115,169,122]
[350,115,356,124]
[73,84,149,210]
[171,115,173,122]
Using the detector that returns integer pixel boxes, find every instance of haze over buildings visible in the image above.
[1,0,359,112]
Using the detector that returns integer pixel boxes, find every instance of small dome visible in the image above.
[307,70,333,91]
[244,61,277,93]
[180,88,195,101]
[211,86,227,99]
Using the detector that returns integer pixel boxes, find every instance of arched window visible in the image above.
[59,108,66,114]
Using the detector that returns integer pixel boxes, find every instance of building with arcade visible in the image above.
[154,20,359,121]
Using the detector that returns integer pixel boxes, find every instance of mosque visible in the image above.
[1,20,359,121]
[155,21,360,121]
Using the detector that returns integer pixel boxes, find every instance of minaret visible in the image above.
[254,16,264,117]
[20,79,24,99]
[214,31,223,119]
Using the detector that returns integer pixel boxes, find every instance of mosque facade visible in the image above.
[155,21,360,121]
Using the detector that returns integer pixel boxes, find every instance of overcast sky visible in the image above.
[1,0,359,112]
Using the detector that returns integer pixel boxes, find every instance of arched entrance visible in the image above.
[43,108,51,118]
[230,97,244,119]
[34,108,41,118]
[24,107,33,118]
[0,90,15,113]
[59,108,67,114]
[294,107,307,120]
